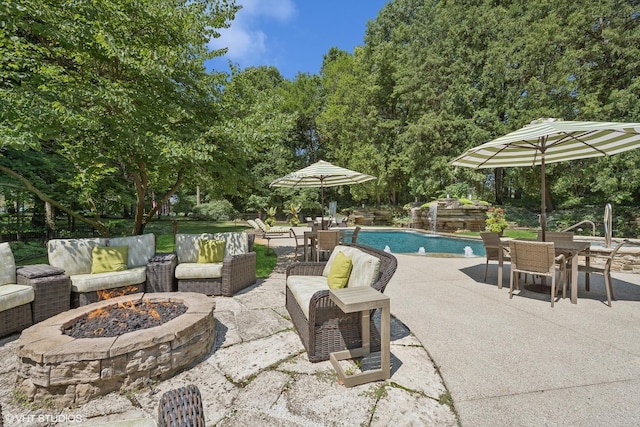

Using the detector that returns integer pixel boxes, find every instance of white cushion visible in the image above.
[0,242,16,286]
[175,232,249,263]
[286,275,330,319]
[322,246,381,288]
[109,234,155,268]
[0,284,34,312]
[175,263,223,280]
[48,238,108,276]
[70,266,146,293]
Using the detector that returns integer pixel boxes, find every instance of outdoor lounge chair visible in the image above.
[285,243,397,362]
[253,218,292,237]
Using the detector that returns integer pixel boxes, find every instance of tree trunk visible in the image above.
[494,168,504,205]
[45,201,56,241]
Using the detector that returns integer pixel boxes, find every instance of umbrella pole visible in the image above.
[320,179,325,230]
[540,154,546,241]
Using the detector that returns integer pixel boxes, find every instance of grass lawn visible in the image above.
[10,218,277,278]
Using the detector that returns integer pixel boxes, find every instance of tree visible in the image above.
[0,0,240,235]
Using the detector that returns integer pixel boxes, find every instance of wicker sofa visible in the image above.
[47,234,159,307]
[1,243,72,336]
[285,243,397,362]
[174,232,256,296]
[0,242,35,337]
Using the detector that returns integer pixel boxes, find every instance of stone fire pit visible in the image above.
[14,292,215,408]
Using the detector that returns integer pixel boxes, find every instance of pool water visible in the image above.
[347,230,485,257]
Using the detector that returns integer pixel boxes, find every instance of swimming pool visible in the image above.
[346,229,486,257]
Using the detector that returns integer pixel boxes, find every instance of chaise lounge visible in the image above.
[285,243,397,362]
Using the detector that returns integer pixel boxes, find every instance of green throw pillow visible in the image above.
[91,246,128,274]
[327,251,353,290]
[197,239,225,263]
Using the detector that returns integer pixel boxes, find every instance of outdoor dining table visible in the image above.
[497,239,590,304]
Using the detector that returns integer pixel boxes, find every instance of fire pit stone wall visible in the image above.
[14,292,215,408]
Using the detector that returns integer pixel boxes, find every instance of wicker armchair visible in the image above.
[175,232,256,296]
[285,243,397,362]
[1,242,34,337]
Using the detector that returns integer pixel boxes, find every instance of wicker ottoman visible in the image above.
[17,264,71,323]
[157,384,204,427]
[146,253,178,292]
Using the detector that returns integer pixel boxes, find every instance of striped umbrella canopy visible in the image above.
[270,160,376,226]
[451,118,640,240]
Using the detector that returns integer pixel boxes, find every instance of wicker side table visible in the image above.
[147,253,178,293]
[17,264,71,323]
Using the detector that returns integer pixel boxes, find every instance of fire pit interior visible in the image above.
[15,292,215,408]
[64,300,188,339]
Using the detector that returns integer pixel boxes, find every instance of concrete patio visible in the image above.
[383,244,640,427]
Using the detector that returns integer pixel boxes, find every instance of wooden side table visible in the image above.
[329,287,390,387]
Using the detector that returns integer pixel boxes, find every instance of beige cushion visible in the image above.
[175,263,223,280]
[175,232,249,263]
[322,246,381,288]
[0,284,34,312]
[0,242,16,286]
[48,238,108,276]
[109,234,155,268]
[286,275,329,319]
[70,266,146,293]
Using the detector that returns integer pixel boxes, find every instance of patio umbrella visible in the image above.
[450,118,640,241]
[270,160,376,228]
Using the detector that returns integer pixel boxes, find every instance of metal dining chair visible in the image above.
[509,240,566,307]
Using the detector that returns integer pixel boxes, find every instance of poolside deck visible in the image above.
[275,228,640,425]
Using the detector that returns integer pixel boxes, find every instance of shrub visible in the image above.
[191,200,238,221]
[486,207,508,233]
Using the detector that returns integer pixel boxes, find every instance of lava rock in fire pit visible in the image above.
[64,301,188,338]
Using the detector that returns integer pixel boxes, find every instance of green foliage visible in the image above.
[286,202,302,226]
[9,241,48,265]
[191,200,239,222]
[264,206,278,227]
[255,244,277,278]
[0,0,240,235]
[485,207,508,233]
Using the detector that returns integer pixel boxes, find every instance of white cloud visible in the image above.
[208,0,295,65]
[241,0,295,22]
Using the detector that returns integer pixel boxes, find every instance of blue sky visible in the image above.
[207,0,388,80]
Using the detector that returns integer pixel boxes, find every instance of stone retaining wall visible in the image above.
[411,199,488,232]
